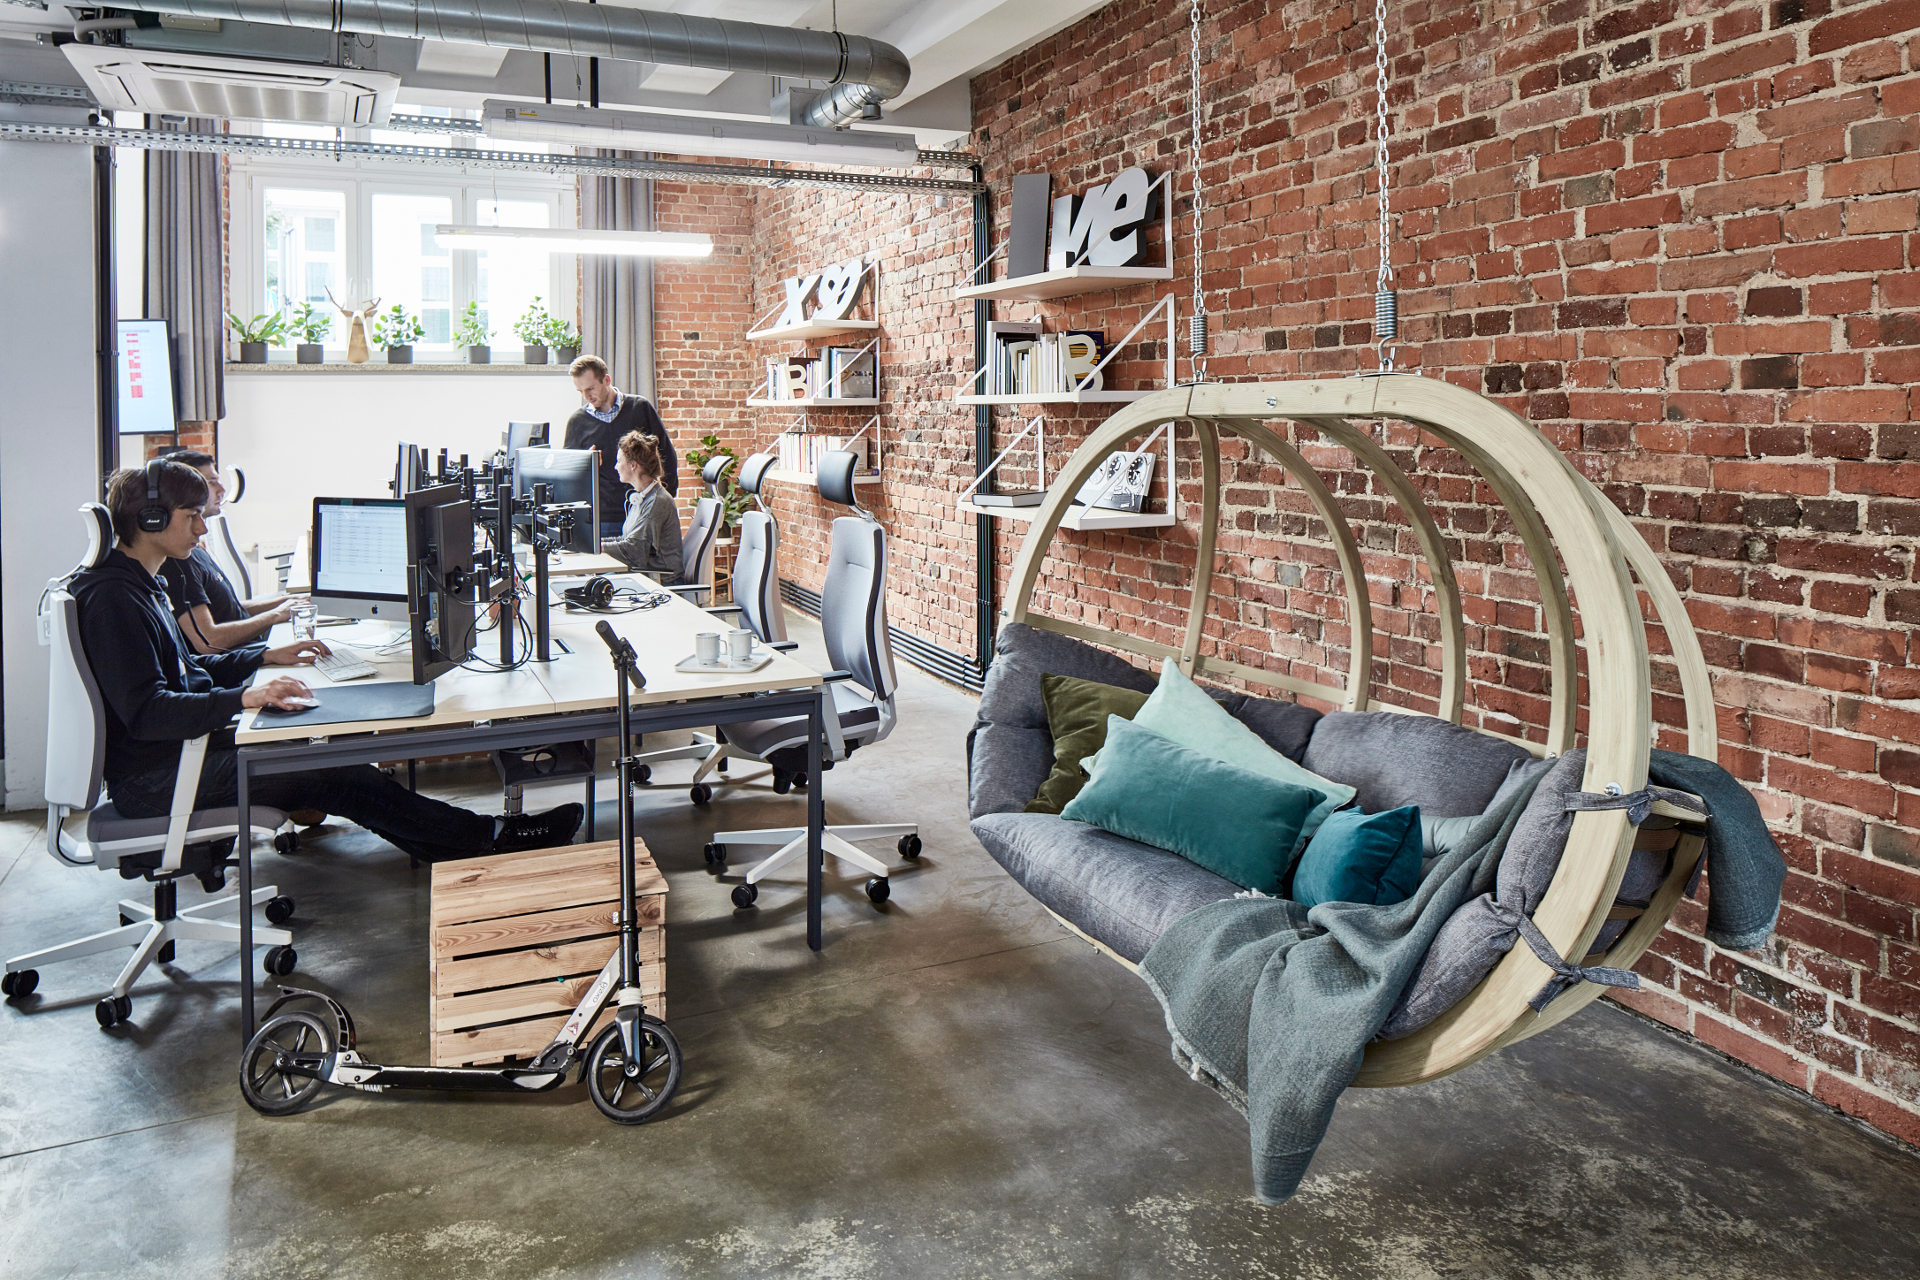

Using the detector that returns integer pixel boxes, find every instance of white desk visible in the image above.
[231,580,827,1043]
[545,551,627,578]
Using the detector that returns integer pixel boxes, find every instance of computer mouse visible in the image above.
[283,696,321,709]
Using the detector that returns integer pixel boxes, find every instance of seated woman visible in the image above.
[603,430,685,582]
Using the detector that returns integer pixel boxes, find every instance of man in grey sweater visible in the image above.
[604,431,684,582]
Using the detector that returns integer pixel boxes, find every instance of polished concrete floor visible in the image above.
[2,616,1917,1278]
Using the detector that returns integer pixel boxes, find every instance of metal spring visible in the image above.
[1373,289,1398,342]
[1188,313,1208,356]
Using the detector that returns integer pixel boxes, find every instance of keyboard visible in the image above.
[313,650,379,682]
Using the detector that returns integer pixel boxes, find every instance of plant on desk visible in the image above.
[684,434,752,529]
[514,298,553,365]
[455,301,493,365]
[226,311,287,364]
[288,302,330,364]
[545,314,580,365]
[372,304,427,365]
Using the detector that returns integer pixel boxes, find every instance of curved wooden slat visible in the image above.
[1179,418,1221,675]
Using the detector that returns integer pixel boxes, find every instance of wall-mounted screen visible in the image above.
[114,319,177,435]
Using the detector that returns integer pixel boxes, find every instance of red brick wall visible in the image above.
[643,0,1920,1145]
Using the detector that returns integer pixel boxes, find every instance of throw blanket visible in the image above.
[1139,755,1788,1203]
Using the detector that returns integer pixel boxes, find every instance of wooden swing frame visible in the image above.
[1001,375,1717,1087]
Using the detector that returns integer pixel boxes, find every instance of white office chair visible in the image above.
[2,505,297,1029]
[703,451,921,908]
[667,456,728,606]
[204,512,252,599]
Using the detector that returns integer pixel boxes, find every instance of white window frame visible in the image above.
[230,150,577,363]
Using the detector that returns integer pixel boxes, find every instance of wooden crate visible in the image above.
[429,839,668,1067]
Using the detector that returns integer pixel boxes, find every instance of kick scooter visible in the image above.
[238,621,682,1123]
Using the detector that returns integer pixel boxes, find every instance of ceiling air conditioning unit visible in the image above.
[481,100,919,169]
[63,46,400,126]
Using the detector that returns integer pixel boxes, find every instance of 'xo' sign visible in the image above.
[773,256,870,328]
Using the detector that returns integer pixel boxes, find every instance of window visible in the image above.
[230,135,576,362]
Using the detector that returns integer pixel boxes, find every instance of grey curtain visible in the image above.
[580,151,655,400]
[144,116,224,422]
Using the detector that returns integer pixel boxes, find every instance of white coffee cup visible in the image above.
[694,631,721,665]
[727,628,754,663]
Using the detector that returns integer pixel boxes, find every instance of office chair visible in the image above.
[666,456,729,606]
[702,451,921,908]
[204,512,252,599]
[3,505,297,1029]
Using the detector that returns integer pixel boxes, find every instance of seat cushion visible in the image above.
[1302,712,1533,818]
[725,686,881,758]
[91,802,290,847]
[971,811,1242,963]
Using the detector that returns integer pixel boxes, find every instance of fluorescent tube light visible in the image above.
[480,99,919,169]
[432,226,714,257]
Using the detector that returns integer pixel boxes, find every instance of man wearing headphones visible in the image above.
[71,460,581,862]
[152,448,295,655]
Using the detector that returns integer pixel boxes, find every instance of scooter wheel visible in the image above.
[865,877,891,905]
[689,784,712,806]
[95,995,132,1027]
[585,1016,682,1125]
[731,883,758,909]
[264,896,296,926]
[898,834,922,860]
[263,946,298,977]
[239,1011,333,1116]
[2,968,38,999]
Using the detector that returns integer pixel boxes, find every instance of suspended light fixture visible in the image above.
[432,226,713,257]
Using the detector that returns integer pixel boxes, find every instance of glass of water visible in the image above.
[290,598,316,641]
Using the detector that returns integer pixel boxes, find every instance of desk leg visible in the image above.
[238,756,256,1043]
[807,687,823,951]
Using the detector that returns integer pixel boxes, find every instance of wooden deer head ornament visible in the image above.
[325,287,381,364]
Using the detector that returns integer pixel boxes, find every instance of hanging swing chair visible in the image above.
[973,372,1718,1088]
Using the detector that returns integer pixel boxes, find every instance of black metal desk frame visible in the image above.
[235,685,826,1042]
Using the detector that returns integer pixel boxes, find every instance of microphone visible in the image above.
[595,620,645,690]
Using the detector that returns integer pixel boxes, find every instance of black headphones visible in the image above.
[135,458,173,534]
[564,575,617,609]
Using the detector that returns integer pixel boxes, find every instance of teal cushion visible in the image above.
[1291,806,1424,908]
[1093,661,1355,851]
[1061,716,1322,894]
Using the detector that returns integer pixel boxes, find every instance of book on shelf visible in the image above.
[774,432,874,474]
[978,324,1107,397]
[970,489,1046,508]
[761,347,876,400]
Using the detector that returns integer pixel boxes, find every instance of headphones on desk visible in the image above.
[564,575,618,609]
[136,458,174,534]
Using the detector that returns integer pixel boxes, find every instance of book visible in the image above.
[971,490,1046,508]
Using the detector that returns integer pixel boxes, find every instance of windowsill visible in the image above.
[226,362,570,374]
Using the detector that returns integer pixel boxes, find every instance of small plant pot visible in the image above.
[554,345,579,365]
[296,343,325,364]
[238,342,267,364]
[468,344,491,364]
[387,345,414,365]
[524,344,549,365]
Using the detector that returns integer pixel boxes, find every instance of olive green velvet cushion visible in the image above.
[1024,673,1150,814]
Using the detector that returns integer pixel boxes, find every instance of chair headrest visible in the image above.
[816,451,859,509]
[738,452,776,496]
[701,454,736,492]
[78,503,114,571]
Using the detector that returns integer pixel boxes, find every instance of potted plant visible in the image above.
[455,301,493,364]
[545,314,580,365]
[514,298,552,364]
[288,302,329,364]
[226,311,286,364]
[372,303,426,364]
[684,434,752,530]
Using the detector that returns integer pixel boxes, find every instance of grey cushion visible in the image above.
[1203,687,1320,765]
[92,802,290,843]
[1302,712,1532,817]
[971,812,1242,963]
[1493,749,1587,914]
[724,684,881,758]
[1489,754,1556,809]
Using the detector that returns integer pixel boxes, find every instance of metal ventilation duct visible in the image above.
[92,0,911,128]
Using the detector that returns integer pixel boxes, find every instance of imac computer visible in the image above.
[514,446,601,553]
[404,483,476,684]
[310,497,410,620]
[506,421,550,455]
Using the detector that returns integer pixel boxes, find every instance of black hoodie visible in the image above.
[70,547,265,787]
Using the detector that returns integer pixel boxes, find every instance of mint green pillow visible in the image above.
[1291,806,1423,908]
[1093,661,1355,850]
[1060,717,1321,894]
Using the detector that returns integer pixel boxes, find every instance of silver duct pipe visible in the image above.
[96,0,910,128]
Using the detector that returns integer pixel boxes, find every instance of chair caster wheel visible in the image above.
[898,833,922,860]
[731,883,758,909]
[689,784,712,805]
[792,774,808,790]
[273,831,300,855]
[703,843,727,872]
[263,945,297,977]
[865,877,890,904]
[2,969,38,999]
[95,995,131,1027]
[635,764,652,785]
[264,896,296,926]
[771,770,791,795]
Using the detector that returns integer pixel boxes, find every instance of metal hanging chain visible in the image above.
[1372,0,1398,372]
[1187,0,1208,378]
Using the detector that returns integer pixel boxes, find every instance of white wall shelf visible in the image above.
[956,390,1150,406]
[746,318,880,342]
[956,498,1175,531]
[747,396,881,408]
[954,265,1174,303]
[766,465,883,487]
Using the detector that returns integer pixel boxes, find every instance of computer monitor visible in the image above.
[394,441,428,497]
[506,421,550,455]
[514,446,600,553]
[310,497,409,620]
[404,483,476,684]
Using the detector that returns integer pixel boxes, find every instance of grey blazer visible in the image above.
[604,483,685,582]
